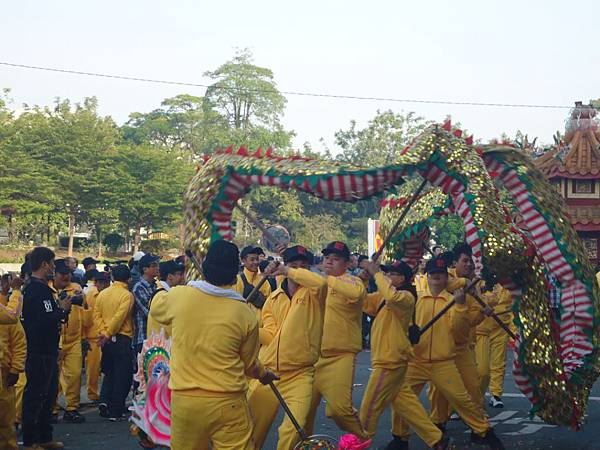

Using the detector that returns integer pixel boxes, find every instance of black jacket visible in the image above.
[22,277,67,356]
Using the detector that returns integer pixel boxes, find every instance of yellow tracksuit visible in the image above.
[147,285,172,338]
[305,273,368,439]
[476,285,512,398]
[94,281,134,338]
[429,286,485,424]
[83,284,102,401]
[413,274,428,293]
[248,268,326,450]
[151,283,266,450]
[0,294,26,450]
[359,273,422,440]
[56,282,85,411]
[236,267,272,326]
[0,289,22,325]
[391,287,491,440]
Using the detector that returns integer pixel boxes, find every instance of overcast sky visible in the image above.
[1,0,597,153]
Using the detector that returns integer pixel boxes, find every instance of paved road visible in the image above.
[46,351,599,449]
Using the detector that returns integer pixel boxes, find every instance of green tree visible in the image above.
[204,48,287,131]
[334,110,431,166]
[431,215,465,250]
[123,94,227,156]
[109,144,194,252]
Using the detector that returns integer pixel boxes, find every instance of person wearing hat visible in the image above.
[247,245,327,450]
[82,271,111,404]
[52,259,87,424]
[359,260,451,449]
[428,244,487,427]
[129,251,145,289]
[82,257,100,272]
[21,247,72,450]
[132,253,160,358]
[235,246,272,325]
[386,257,505,450]
[94,265,134,421]
[0,274,26,450]
[150,240,278,450]
[305,241,370,444]
[147,260,185,338]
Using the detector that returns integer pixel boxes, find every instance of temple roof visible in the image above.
[535,102,600,179]
[565,205,600,231]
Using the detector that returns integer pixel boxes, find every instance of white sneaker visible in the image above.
[449,412,460,420]
[489,395,504,408]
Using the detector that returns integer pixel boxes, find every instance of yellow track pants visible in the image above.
[390,384,444,447]
[58,340,82,411]
[171,391,255,450]
[305,353,367,439]
[14,372,25,424]
[248,368,314,450]
[476,327,509,397]
[359,365,406,439]
[392,360,490,438]
[428,347,484,424]
[85,339,102,401]
[0,371,18,450]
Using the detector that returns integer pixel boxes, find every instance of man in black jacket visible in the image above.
[21,247,72,450]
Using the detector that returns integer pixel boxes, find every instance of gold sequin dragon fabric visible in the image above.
[184,124,599,427]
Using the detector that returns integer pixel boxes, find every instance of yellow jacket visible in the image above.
[54,282,85,346]
[147,288,172,338]
[414,274,428,294]
[476,285,513,336]
[235,267,272,325]
[150,283,266,394]
[412,287,472,363]
[258,268,326,372]
[93,281,134,338]
[320,273,366,357]
[363,272,415,369]
[0,294,26,377]
[83,285,100,339]
[0,289,22,325]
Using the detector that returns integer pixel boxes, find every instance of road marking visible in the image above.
[503,424,557,436]
[488,411,518,422]
[468,410,558,436]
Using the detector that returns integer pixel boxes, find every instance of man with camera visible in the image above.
[22,247,72,450]
[52,259,87,424]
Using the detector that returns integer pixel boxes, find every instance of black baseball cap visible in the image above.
[425,257,448,275]
[54,259,71,275]
[159,260,185,278]
[283,245,314,264]
[381,260,412,279]
[95,271,111,283]
[240,246,261,259]
[111,264,131,282]
[82,257,100,267]
[322,241,351,260]
[139,253,160,269]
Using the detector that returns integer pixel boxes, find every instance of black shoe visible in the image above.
[63,410,86,423]
[471,428,505,450]
[98,402,109,418]
[433,436,454,450]
[384,435,409,450]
